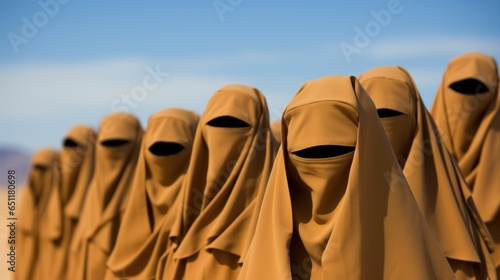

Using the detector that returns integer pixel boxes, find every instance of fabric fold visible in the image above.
[431,52,500,275]
[67,112,142,280]
[360,66,496,279]
[238,75,456,280]
[159,84,277,280]
[106,108,198,279]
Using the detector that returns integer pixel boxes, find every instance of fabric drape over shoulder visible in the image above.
[431,52,500,275]
[159,84,277,280]
[238,76,455,280]
[40,125,96,280]
[16,148,59,280]
[106,108,198,279]
[67,112,143,280]
[360,66,496,280]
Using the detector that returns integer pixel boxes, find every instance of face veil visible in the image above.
[360,66,496,279]
[431,52,500,275]
[106,108,198,280]
[431,53,498,163]
[67,112,143,280]
[17,148,59,280]
[38,125,97,280]
[238,76,455,280]
[159,84,277,280]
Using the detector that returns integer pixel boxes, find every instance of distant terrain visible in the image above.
[0,147,31,188]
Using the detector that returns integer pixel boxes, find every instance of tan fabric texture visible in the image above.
[158,84,277,280]
[360,66,496,280]
[67,112,143,280]
[431,52,500,274]
[16,148,59,280]
[238,75,456,280]
[106,108,198,279]
[39,126,97,280]
[270,120,282,145]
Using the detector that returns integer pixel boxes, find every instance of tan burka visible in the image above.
[106,108,198,279]
[39,126,97,280]
[360,66,496,279]
[16,148,59,280]
[238,76,456,280]
[431,52,500,275]
[157,84,277,280]
[67,112,143,280]
[270,120,282,145]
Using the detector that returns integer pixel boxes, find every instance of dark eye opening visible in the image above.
[64,138,79,148]
[148,142,184,156]
[34,164,47,171]
[377,109,403,118]
[207,116,250,128]
[293,145,355,159]
[449,78,489,94]
[101,139,129,147]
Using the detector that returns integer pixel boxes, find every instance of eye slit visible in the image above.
[34,164,47,171]
[377,109,403,118]
[207,116,250,128]
[101,139,129,147]
[293,145,355,159]
[449,78,489,94]
[148,142,184,156]
[63,138,79,148]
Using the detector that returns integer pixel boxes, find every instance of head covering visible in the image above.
[270,120,282,145]
[360,66,496,279]
[38,126,97,280]
[16,148,59,280]
[238,76,455,280]
[61,125,97,220]
[106,108,198,279]
[158,84,277,280]
[431,52,500,275]
[67,112,143,280]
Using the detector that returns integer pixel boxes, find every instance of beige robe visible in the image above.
[431,52,500,275]
[238,75,456,280]
[361,65,496,279]
[158,85,277,280]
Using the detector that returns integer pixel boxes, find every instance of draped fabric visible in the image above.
[67,112,143,280]
[270,120,282,145]
[39,126,97,280]
[106,108,198,279]
[238,76,456,280]
[360,66,496,279]
[431,52,500,274]
[16,148,59,280]
[158,85,277,280]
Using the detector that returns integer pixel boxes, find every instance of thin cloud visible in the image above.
[0,56,281,151]
[0,58,150,119]
[0,58,246,119]
[366,36,500,59]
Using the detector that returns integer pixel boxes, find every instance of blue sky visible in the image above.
[1,0,499,152]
